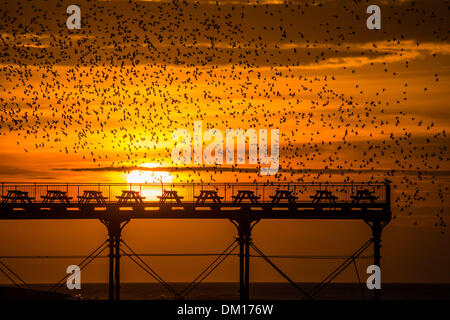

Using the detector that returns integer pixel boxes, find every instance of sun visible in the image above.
[126,163,173,184]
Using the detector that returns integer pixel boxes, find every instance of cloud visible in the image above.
[0,0,448,67]
[53,165,450,177]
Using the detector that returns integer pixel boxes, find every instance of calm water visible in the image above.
[8,283,449,300]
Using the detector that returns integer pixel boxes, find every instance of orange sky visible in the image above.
[0,0,449,286]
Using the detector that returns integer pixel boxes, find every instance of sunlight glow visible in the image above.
[126,163,173,184]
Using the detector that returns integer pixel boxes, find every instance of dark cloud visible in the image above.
[54,165,450,177]
[1,0,448,67]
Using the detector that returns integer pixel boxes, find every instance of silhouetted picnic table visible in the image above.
[310,190,337,203]
[158,190,184,204]
[232,190,260,204]
[270,190,298,204]
[2,190,34,204]
[116,190,145,204]
[194,190,223,204]
[78,190,108,204]
[351,189,378,203]
[41,190,72,204]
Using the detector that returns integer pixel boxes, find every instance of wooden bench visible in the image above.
[270,190,298,204]
[310,190,337,203]
[116,190,145,205]
[194,190,224,204]
[78,190,108,204]
[2,190,34,204]
[351,189,379,203]
[157,190,184,204]
[232,190,260,204]
[41,190,72,204]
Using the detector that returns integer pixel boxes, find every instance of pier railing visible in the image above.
[0,182,388,204]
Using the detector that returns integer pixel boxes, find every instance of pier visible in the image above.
[0,182,391,300]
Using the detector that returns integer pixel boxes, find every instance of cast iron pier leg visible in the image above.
[371,221,382,301]
[108,231,115,301]
[239,234,245,299]
[245,231,250,300]
[102,217,129,301]
[115,233,121,300]
[368,179,390,301]
[233,218,257,301]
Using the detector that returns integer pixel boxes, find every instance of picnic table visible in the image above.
[310,190,337,203]
[232,190,260,204]
[194,190,223,204]
[116,190,145,205]
[78,190,108,204]
[351,189,378,203]
[157,190,184,204]
[1,190,34,204]
[41,190,72,204]
[270,190,298,204]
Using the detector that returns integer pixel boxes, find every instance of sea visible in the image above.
[3,283,449,300]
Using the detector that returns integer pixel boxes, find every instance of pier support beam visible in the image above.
[231,217,259,301]
[101,215,129,301]
[365,220,386,301]
[371,221,382,301]
[108,231,114,301]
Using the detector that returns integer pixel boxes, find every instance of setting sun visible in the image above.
[126,163,173,184]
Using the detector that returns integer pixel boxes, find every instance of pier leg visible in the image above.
[234,218,257,301]
[244,235,250,300]
[108,233,114,301]
[237,220,251,301]
[371,221,382,301]
[115,236,121,301]
[102,217,129,301]
[239,237,245,299]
